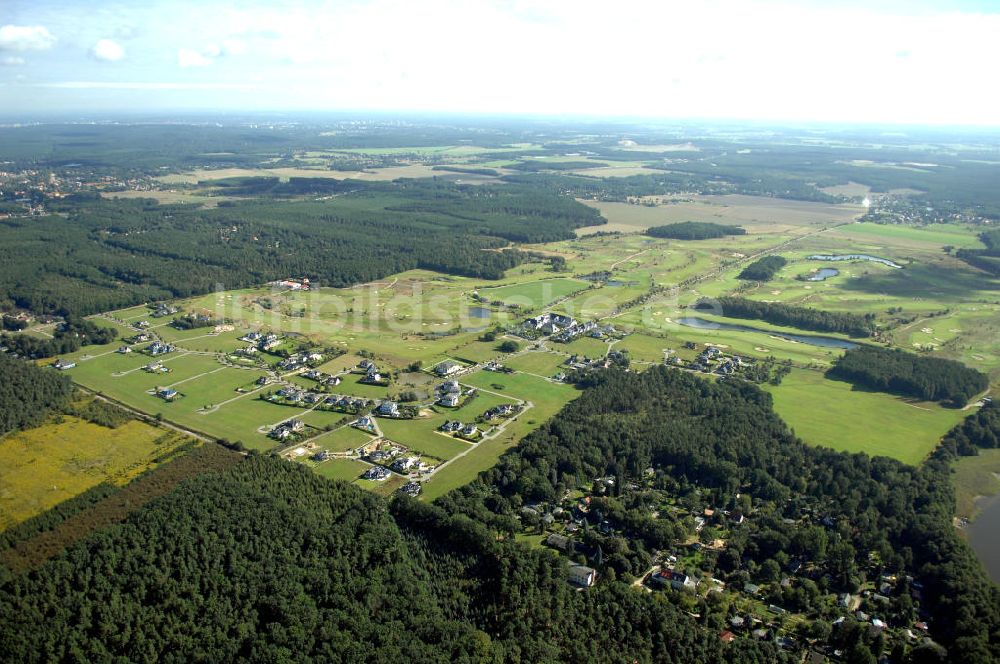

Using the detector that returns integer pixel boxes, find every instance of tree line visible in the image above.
[827,345,989,406]
[0,353,73,435]
[709,296,876,337]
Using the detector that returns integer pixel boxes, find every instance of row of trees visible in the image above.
[1,316,117,359]
[710,296,876,337]
[827,345,989,406]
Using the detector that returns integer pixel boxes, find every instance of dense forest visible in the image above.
[0,316,117,358]
[936,400,1000,457]
[737,256,787,281]
[827,346,989,406]
[0,181,604,316]
[957,228,1000,276]
[0,353,73,435]
[646,222,747,240]
[433,367,1000,662]
[709,297,876,338]
[0,456,787,663]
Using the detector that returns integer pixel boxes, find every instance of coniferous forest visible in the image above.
[827,345,990,406]
[1,367,997,663]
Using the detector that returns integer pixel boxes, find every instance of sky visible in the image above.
[1,0,999,125]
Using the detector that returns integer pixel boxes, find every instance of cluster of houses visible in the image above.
[481,403,520,421]
[241,331,283,352]
[276,351,324,372]
[439,420,482,440]
[149,303,178,318]
[268,278,310,291]
[358,360,386,384]
[691,346,749,375]
[269,418,305,441]
[301,369,342,388]
[522,312,578,337]
[145,341,175,356]
[269,386,372,413]
[435,379,464,407]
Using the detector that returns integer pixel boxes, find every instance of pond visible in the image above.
[468,306,492,319]
[675,316,859,349]
[967,493,1000,584]
[806,268,840,282]
[808,254,903,269]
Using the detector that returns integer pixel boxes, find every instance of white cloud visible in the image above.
[91,39,124,62]
[0,25,56,51]
[36,81,258,90]
[222,39,247,56]
[1,56,26,66]
[177,48,211,68]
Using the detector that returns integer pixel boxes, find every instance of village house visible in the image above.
[147,341,174,356]
[52,358,76,370]
[399,481,421,497]
[651,569,699,592]
[353,415,376,431]
[437,393,460,407]
[433,360,462,377]
[362,466,391,481]
[568,564,597,588]
[439,420,462,433]
[391,456,419,473]
[375,401,399,417]
[156,387,179,401]
[116,345,132,354]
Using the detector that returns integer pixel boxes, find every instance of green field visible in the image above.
[313,458,369,482]
[477,278,589,310]
[765,369,968,465]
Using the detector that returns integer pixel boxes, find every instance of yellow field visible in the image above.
[155,163,486,185]
[0,417,188,530]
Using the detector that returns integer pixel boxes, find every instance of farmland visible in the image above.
[0,417,191,530]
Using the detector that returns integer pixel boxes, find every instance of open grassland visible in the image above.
[826,222,986,251]
[504,350,569,377]
[578,195,862,236]
[477,278,589,310]
[765,369,968,465]
[313,458,369,482]
[0,418,188,530]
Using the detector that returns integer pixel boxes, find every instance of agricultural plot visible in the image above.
[0,417,188,530]
[765,369,968,465]
[504,351,569,377]
[313,458,370,482]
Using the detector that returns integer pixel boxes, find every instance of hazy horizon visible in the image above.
[2,0,1000,126]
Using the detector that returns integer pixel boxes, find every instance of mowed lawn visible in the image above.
[477,278,588,310]
[0,417,189,530]
[504,351,568,376]
[765,369,967,465]
[313,458,369,482]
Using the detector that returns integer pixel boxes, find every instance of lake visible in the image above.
[468,306,492,319]
[807,268,839,281]
[967,493,1000,584]
[676,316,859,349]
[808,254,903,269]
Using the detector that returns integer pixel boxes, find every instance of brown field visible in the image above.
[577,195,864,236]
